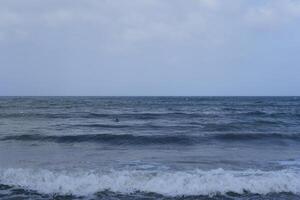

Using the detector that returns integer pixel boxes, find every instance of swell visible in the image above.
[2,133,300,145]
[1,111,299,119]
[70,124,204,131]
[63,119,289,131]
[0,134,197,145]
[213,133,300,141]
[0,112,205,120]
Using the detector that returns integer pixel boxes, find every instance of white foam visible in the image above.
[277,159,300,167]
[0,168,300,196]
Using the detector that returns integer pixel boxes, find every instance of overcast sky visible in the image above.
[0,0,300,96]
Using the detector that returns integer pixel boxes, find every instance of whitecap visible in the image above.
[0,168,299,197]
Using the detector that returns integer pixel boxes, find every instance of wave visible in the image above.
[277,159,300,167]
[212,133,300,141]
[9,111,295,120]
[234,111,291,117]
[0,134,197,145]
[0,112,205,120]
[0,168,299,197]
[73,124,132,129]
[224,110,268,116]
[2,133,300,145]
[68,120,288,131]
[71,123,204,130]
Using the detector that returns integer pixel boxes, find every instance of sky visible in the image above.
[0,0,300,96]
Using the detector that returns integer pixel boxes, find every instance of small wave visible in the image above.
[0,134,198,145]
[0,113,73,119]
[0,112,204,120]
[203,120,287,131]
[72,123,202,130]
[1,133,300,145]
[240,111,267,116]
[0,168,299,197]
[72,120,287,131]
[276,159,300,167]
[73,124,132,129]
[212,133,300,141]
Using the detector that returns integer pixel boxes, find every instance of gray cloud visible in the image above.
[0,0,300,95]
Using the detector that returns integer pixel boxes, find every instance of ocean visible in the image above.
[0,97,300,200]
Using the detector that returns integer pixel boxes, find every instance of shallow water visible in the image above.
[0,97,300,199]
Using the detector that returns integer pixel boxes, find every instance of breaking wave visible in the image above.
[0,168,299,197]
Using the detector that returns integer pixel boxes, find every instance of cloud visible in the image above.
[0,10,21,40]
[1,0,299,50]
[0,0,222,45]
[245,0,300,28]
[0,0,300,95]
[0,10,20,26]
[198,0,220,9]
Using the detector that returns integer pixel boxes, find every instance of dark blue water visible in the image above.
[0,97,300,199]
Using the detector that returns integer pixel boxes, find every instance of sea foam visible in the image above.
[0,168,300,196]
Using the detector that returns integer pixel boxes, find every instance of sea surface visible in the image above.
[0,97,300,200]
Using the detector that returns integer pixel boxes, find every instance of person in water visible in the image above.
[115,117,119,122]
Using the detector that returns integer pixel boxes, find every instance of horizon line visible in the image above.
[0,95,299,97]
